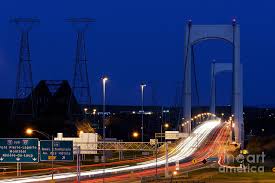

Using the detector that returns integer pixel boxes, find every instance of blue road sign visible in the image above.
[40,140,73,161]
[0,138,39,163]
[207,157,219,162]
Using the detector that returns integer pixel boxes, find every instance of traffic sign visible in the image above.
[192,158,198,164]
[40,140,73,161]
[207,157,219,162]
[0,138,38,163]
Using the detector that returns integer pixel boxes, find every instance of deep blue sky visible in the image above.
[0,0,274,106]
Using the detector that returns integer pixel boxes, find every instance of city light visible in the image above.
[79,130,84,136]
[132,131,139,138]
[140,83,146,88]
[92,108,97,115]
[164,123,169,128]
[84,108,88,112]
[102,76,108,82]
[25,128,33,135]
[173,170,178,176]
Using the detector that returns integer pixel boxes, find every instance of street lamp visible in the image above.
[132,131,139,139]
[161,123,169,143]
[79,130,84,136]
[84,108,88,121]
[92,108,97,127]
[92,108,97,115]
[140,83,146,142]
[170,170,178,181]
[102,76,108,183]
[173,170,178,176]
[25,128,55,181]
[102,76,108,140]
[84,108,88,113]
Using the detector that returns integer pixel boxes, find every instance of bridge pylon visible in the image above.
[182,20,244,148]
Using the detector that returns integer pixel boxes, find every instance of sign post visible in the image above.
[0,138,39,163]
[165,141,168,178]
[16,162,21,176]
[76,146,80,183]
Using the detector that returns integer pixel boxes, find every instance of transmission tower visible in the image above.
[67,18,95,115]
[11,18,39,120]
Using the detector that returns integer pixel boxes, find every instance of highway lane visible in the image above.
[84,123,230,183]
[0,119,222,183]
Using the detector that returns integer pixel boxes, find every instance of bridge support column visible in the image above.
[233,23,244,148]
[183,21,192,134]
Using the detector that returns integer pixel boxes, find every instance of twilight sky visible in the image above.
[0,0,274,106]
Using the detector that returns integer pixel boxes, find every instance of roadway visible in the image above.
[0,119,229,183]
[83,120,230,182]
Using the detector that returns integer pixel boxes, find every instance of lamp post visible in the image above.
[102,76,108,140]
[160,123,169,178]
[161,123,169,143]
[84,107,88,122]
[25,128,54,181]
[132,131,139,140]
[102,76,108,183]
[140,83,146,142]
[92,108,97,127]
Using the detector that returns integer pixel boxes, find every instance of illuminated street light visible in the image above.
[25,128,33,135]
[140,83,146,142]
[79,130,84,136]
[25,128,54,181]
[102,76,108,183]
[84,108,88,122]
[102,76,108,140]
[170,170,178,181]
[132,131,139,138]
[84,108,88,113]
[161,123,170,143]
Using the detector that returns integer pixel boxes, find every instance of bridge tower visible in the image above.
[210,61,234,114]
[67,18,95,115]
[11,18,39,120]
[183,20,244,147]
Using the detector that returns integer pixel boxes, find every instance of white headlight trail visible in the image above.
[0,120,221,183]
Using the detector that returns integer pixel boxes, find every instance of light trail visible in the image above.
[85,124,231,183]
[0,119,221,183]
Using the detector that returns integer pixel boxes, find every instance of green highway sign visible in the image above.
[0,138,39,163]
[40,140,73,161]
